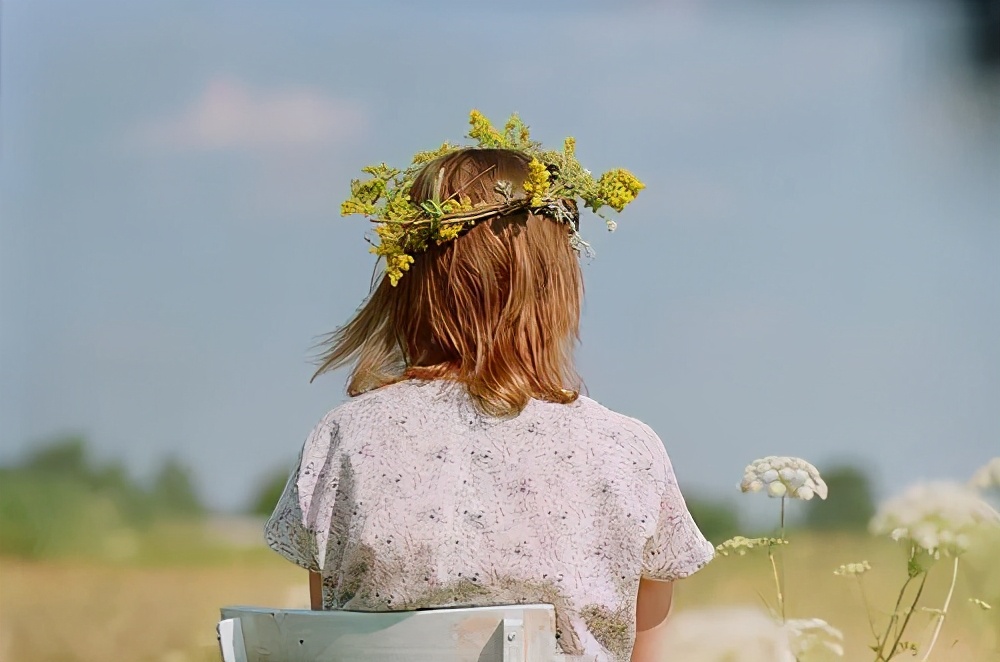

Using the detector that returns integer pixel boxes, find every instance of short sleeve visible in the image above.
[637,424,716,581]
[263,417,341,572]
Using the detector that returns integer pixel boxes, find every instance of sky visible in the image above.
[1,0,998,512]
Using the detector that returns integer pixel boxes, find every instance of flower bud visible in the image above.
[767,482,787,498]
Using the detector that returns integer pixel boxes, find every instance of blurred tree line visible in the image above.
[0,436,204,558]
[250,469,290,517]
[1,436,878,559]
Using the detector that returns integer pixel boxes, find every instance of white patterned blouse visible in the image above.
[265,379,714,662]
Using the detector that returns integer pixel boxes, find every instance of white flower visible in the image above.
[833,560,872,577]
[869,481,1000,557]
[741,456,828,500]
[784,618,844,661]
[716,536,788,557]
[969,457,1000,490]
[658,607,796,662]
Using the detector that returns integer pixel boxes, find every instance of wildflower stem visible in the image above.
[857,576,880,641]
[875,572,916,661]
[884,572,928,661]
[919,557,959,662]
[767,548,784,622]
[778,497,786,622]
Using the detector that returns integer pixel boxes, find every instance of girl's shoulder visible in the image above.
[529,393,672,470]
[543,392,662,441]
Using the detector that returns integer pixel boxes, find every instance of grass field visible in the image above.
[1,526,998,662]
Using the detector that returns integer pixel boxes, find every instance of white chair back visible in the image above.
[217,604,563,662]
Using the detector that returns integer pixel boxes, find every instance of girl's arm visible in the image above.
[630,577,674,662]
[309,571,323,610]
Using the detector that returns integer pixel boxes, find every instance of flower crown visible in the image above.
[340,110,645,285]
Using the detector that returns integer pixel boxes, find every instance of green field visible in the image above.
[1,524,997,662]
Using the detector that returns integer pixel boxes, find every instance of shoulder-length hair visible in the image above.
[313,148,583,417]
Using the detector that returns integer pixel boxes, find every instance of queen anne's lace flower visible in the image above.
[833,560,872,577]
[869,481,1000,557]
[970,457,1000,490]
[784,618,845,662]
[716,536,788,556]
[741,456,828,500]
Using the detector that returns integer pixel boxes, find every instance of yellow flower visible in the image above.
[435,223,464,243]
[383,195,418,224]
[440,195,473,215]
[597,168,645,212]
[374,223,402,241]
[341,199,374,216]
[386,253,414,286]
[468,110,504,148]
[412,143,457,165]
[522,158,551,207]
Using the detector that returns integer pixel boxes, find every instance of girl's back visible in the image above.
[266,379,712,661]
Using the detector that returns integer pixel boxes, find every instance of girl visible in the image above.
[265,116,714,662]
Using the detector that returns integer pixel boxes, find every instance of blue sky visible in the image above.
[2,1,998,511]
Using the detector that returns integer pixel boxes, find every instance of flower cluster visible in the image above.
[740,456,829,500]
[716,536,788,557]
[833,560,871,577]
[869,481,1000,558]
[596,168,645,212]
[339,110,644,285]
[522,158,551,207]
[656,608,846,662]
[969,457,1000,491]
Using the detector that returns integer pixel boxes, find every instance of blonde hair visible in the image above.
[314,148,583,417]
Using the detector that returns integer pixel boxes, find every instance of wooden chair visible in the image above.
[217,604,564,662]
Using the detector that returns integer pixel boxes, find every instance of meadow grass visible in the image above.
[0,528,997,662]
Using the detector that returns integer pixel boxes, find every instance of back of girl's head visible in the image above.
[315,148,583,417]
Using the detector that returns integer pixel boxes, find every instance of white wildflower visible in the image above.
[969,598,992,610]
[658,607,796,662]
[869,481,1000,558]
[741,456,828,500]
[833,560,871,577]
[716,536,788,557]
[784,618,845,661]
[969,457,1000,490]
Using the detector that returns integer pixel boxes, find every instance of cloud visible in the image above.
[133,77,367,151]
